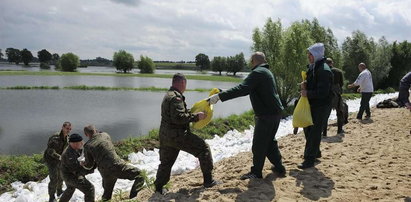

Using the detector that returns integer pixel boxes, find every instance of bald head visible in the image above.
[358,62,367,71]
[251,52,267,67]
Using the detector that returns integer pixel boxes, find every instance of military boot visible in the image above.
[129,176,144,199]
[155,185,168,195]
[203,172,221,188]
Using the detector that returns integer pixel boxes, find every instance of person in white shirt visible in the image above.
[348,62,374,120]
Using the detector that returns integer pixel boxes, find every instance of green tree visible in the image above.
[21,49,33,66]
[195,53,210,71]
[6,48,21,64]
[113,50,134,73]
[211,56,226,75]
[341,30,374,83]
[382,41,411,89]
[138,55,155,74]
[59,53,79,72]
[52,53,60,65]
[370,37,393,89]
[37,49,52,63]
[226,53,246,76]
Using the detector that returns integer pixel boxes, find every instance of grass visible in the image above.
[0,71,243,83]
[0,85,212,92]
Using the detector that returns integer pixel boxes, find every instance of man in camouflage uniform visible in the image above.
[154,73,219,194]
[81,125,144,201]
[322,58,349,136]
[43,121,71,202]
[60,133,95,202]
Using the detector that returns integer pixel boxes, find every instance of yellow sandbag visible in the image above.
[191,88,220,129]
[292,71,313,128]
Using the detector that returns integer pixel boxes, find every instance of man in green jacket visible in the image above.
[208,52,285,179]
[81,125,144,200]
[300,43,333,169]
[154,73,219,195]
[60,133,95,202]
[43,121,71,202]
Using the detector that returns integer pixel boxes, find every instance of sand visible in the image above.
[136,107,411,202]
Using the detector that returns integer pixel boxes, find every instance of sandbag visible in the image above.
[191,88,220,129]
[292,71,314,128]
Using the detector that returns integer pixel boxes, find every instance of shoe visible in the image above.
[293,127,298,135]
[204,179,222,188]
[297,161,314,169]
[155,187,168,195]
[316,152,322,158]
[240,172,262,180]
[337,129,345,134]
[271,166,286,177]
[129,178,144,199]
[364,115,370,120]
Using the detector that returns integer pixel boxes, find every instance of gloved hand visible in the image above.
[207,94,220,104]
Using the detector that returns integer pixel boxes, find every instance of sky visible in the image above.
[1,0,411,61]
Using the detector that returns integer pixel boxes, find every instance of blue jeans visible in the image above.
[357,92,372,119]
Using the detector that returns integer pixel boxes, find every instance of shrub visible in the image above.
[59,53,79,72]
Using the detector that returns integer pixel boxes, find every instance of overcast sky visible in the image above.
[1,0,411,61]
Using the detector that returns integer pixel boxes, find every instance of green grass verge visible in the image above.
[0,71,242,83]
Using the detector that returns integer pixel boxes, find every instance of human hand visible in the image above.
[357,87,361,92]
[299,81,307,90]
[301,90,307,97]
[347,84,354,88]
[207,94,220,105]
[196,112,206,120]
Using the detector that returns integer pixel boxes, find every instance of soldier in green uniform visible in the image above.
[81,125,144,201]
[322,58,349,136]
[208,52,285,180]
[154,73,219,195]
[60,133,95,202]
[43,121,71,202]
[300,43,333,169]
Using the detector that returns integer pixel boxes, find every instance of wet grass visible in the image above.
[0,85,212,92]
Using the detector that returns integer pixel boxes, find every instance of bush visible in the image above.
[113,50,134,73]
[59,53,79,72]
[39,62,50,69]
[138,55,155,74]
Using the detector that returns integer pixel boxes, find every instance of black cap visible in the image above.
[69,133,83,142]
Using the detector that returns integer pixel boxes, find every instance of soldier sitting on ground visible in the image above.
[81,125,144,201]
[60,133,95,202]
[43,121,71,202]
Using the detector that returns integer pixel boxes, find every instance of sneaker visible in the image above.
[129,178,144,199]
[240,172,262,180]
[204,179,222,188]
[297,161,314,169]
[337,129,345,134]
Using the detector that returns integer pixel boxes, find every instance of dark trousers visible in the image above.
[304,104,332,162]
[357,92,372,119]
[323,96,348,135]
[398,86,410,107]
[250,114,283,176]
[99,163,143,200]
[46,163,63,199]
[60,176,95,202]
[155,130,213,188]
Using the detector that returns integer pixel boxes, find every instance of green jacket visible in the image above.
[160,87,199,130]
[219,63,284,116]
[43,131,68,165]
[61,146,93,180]
[306,58,333,107]
[83,132,122,170]
[331,67,344,95]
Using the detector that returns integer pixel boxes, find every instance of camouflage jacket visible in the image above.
[160,87,199,131]
[43,131,68,165]
[61,146,93,180]
[82,132,123,170]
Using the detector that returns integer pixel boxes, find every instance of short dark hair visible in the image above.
[84,125,96,136]
[326,58,333,65]
[62,122,71,127]
[172,73,186,84]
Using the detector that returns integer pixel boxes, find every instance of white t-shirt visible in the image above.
[354,69,374,93]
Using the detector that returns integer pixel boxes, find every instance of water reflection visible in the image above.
[0,90,251,154]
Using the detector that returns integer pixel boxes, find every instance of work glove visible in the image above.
[207,94,220,104]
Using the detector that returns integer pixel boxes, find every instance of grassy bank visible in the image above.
[0,71,243,83]
[0,85,212,92]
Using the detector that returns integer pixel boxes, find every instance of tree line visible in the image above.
[252,18,411,107]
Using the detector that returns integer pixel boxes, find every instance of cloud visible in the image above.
[1,0,411,61]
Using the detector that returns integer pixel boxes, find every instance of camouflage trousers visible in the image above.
[46,162,63,199]
[99,163,144,200]
[155,129,213,188]
[60,176,95,202]
[323,94,348,135]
